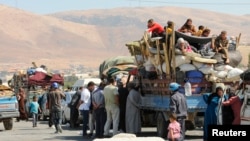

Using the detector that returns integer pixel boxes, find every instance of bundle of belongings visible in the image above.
[99,56,137,79]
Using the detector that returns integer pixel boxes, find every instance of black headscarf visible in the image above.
[207,86,223,104]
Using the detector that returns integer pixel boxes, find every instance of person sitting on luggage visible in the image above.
[201,28,211,37]
[175,38,201,57]
[179,18,197,36]
[165,20,173,35]
[213,30,230,64]
[146,19,165,38]
[196,25,204,36]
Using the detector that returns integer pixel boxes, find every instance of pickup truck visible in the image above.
[0,85,19,130]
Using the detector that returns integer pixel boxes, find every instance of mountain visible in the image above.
[0,5,250,71]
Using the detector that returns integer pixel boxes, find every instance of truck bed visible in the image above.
[140,94,206,112]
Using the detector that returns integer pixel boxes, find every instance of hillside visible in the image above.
[0,5,250,71]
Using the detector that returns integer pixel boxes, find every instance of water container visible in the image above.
[184,81,192,96]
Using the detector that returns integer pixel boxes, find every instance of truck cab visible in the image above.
[0,84,19,130]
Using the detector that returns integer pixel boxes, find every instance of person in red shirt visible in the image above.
[147,19,165,38]
[222,93,242,125]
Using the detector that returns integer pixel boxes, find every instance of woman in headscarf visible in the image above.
[175,37,201,57]
[203,86,226,141]
[17,88,28,121]
[179,18,197,36]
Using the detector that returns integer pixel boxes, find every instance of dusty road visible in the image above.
[0,119,203,141]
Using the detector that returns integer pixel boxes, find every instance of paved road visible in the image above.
[0,119,203,141]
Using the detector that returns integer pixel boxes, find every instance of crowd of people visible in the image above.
[14,76,245,141]
[146,18,232,64]
[66,76,142,139]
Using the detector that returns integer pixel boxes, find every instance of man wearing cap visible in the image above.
[169,82,188,141]
[48,82,65,134]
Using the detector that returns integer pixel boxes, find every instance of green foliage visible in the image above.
[63,75,78,89]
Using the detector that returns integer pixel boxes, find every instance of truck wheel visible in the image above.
[157,113,168,138]
[3,118,13,130]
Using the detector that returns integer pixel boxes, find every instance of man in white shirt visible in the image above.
[78,82,95,137]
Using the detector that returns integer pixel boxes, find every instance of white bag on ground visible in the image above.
[227,68,244,78]
[174,55,191,67]
[214,70,228,78]
[178,64,196,72]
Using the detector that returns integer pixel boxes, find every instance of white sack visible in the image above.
[214,65,234,72]
[143,59,154,71]
[178,64,196,72]
[174,55,191,67]
[192,61,203,69]
[35,67,47,73]
[214,70,228,78]
[199,64,214,74]
[227,68,244,78]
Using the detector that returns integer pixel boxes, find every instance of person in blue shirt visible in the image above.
[30,95,41,127]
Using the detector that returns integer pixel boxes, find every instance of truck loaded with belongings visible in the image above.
[125,22,244,138]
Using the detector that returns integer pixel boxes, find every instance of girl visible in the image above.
[167,113,181,141]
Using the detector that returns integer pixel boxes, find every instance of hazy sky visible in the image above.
[0,0,250,15]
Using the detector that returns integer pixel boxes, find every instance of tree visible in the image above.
[64,75,78,89]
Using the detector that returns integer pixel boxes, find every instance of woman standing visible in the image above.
[203,87,225,141]
[125,82,142,134]
[17,88,28,121]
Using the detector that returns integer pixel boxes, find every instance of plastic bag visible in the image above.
[214,70,228,78]
[227,68,244,78]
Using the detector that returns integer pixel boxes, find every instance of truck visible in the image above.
[8,62,64,121]
[0,84,19,130]
[122,24,244,138]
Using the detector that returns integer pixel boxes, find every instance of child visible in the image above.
[196,25,204,36]
[30,95,41,127]
[167,113,181,141]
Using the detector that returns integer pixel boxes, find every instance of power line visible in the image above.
[126,0,250,5]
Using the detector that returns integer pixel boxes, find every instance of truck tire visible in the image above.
[3,118,13,130]
[157,113,169,138]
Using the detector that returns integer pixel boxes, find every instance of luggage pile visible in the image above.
[0,85,13,97]
[99,56,137,79]
[126,30,244,84]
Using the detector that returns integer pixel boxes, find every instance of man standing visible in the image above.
[69,87,82,128]
[103,78,120,137]
[89,84,97,137]
[92,82,106,138]
[118,76,129,133]
[78,82,95,138]
[169,82,188,141]
[48,82,65,134]
[125,82,141,134]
